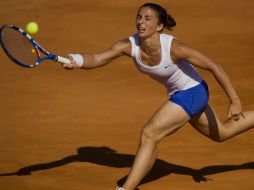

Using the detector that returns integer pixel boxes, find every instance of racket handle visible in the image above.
[57,56,71,64]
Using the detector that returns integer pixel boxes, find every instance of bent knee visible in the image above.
[141,126,161,144]
[210,137,225,143]
[210,134,228,143]
[209,128,230,143]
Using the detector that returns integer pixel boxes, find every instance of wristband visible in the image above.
[68,54,84,68]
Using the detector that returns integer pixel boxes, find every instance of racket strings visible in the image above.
[1,27,38,65]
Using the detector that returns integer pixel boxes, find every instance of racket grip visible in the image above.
[57,56,71,64]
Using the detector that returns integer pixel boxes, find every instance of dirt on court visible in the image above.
[0,0,253,190]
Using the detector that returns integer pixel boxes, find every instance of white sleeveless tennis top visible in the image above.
[129,33,202,96]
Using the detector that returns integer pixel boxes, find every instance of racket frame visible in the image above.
[0,24,70,68]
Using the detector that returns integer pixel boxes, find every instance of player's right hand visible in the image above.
[63,59,76,70]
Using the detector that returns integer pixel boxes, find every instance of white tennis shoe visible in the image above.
[116,187,125,190]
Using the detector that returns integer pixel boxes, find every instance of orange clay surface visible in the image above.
[0,1,253,190]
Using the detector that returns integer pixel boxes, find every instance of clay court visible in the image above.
[0,0,253,189]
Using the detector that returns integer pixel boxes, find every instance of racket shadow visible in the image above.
[0,146,253,187]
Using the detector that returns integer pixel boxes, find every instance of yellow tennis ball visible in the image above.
[26,22,39,34]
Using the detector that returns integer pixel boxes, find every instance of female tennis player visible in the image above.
[63,3,254,190]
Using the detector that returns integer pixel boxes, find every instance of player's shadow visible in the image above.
[0,146,253,187]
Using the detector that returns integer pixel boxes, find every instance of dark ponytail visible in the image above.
[165,14,176,30]
[138,3,176,31]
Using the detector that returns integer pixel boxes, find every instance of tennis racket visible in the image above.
[0,24,71,68]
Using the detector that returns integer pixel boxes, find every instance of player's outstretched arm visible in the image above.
[63,39,131,70]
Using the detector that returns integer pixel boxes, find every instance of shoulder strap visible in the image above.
[161,33,175,54]
[128,34,140,58]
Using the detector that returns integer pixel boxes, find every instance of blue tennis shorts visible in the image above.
[169,81,209,117]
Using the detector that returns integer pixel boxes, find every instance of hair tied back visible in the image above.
[166,14,176,30]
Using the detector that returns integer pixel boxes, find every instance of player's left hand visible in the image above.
[228,98,244,121]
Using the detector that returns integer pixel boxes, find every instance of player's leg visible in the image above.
[189,104,254,142]
[122,101,190,190]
